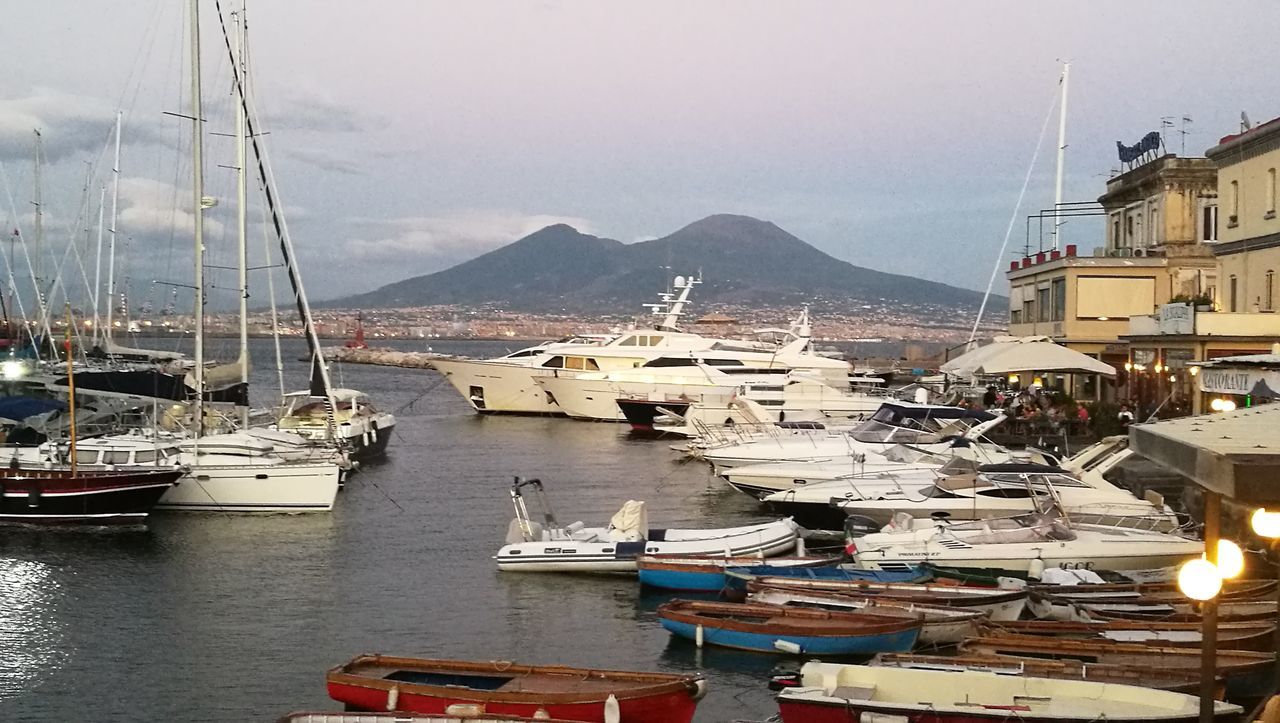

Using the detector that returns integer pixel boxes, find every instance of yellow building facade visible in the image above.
[1208,118,1280,312]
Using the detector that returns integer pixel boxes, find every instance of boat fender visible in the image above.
[695,623,704,648]
[385,685,398,711]
[687,677,709,701]
[532,708,551,720]
[796,537,806,557]
[445,703,485,716]
[1028,557,1046,581]
[604,694,620,723]
[27,486,40,508]
[774,639,802,655]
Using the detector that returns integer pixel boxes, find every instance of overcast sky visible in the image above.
[1,1,1277,312]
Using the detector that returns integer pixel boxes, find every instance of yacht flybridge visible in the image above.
[430,276,850,415]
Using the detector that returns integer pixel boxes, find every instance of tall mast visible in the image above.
[190,0,207,436]
[106,111,122,347]
[1052,61,1070,251]
[234,4,249,428]
[92,184,106,346]
[32,130,44,312]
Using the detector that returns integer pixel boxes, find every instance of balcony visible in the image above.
[1128,310,1280,337]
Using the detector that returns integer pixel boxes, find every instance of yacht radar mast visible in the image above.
[642,272,701,332]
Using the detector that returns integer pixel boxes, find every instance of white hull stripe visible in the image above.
[2,483,173,498]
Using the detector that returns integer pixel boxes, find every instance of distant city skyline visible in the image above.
[1,1,1276,311]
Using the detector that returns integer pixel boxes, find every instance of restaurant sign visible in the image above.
[1157,303,1194,335]
[1199,367,1280,397]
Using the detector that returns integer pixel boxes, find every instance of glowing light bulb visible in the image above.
[1252,508,1280,539]
[1216,539,1245,579]
[1177,558,1222,601]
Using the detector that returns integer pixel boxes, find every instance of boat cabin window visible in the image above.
[642,357,698,368]
[135,450,157,464]
[704,359,745,367]
[618,335,663,347]
[502,349,542,359]
[105,451,133,465]
[75,450,100,464]
[561,356,600,371]
[541,356,565,369]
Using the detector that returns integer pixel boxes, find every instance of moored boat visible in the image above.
[958,635,1276,678]
[743,576,1028,621]
[636,554,868,591]
[980,618,1275,650]
[656,599,921,655]
[325,654,705,723]
[868,653,1210,694]
[775,661,1242,723]
[748,587,985,645]
[279,713,582,723]
[0,466,182,524]
[495,478,798,572]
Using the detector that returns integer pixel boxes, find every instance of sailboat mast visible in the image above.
[1052,61,1069,251]
[33,130,44,312]
[65,305,77,477]
[190,0,207,436]
[234,5,249,428]
[92,185,106,347]
[106,111,122,347]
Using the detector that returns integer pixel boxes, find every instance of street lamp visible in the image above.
[1177,558,1223,600]
[1252,508,1280,539]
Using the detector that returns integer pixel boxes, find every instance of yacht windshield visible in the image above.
[849,405,990,444]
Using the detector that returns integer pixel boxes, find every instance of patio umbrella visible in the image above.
[941,336,1116,378]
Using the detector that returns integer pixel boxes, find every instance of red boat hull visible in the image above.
[327,680,697,723]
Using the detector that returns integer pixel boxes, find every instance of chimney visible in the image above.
[1010,261,1020,271]
[1066,244,1077,256]
[1021,258,1032,268]
[1035,252,1047,264]
[1050,250,1061,260]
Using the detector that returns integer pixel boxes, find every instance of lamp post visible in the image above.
[1251,508,1280,705]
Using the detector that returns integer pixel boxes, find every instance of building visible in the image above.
[1006,153,1218,398]
[1121,118,1280,414]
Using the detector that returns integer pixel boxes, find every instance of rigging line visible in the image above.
[968,82,1061,346]
[257,179,286,398]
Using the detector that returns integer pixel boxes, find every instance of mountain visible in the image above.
[327,214,999,312]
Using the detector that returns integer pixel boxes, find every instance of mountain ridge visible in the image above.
[327,214,1001,312]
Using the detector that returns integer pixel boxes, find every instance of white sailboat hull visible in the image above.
[156,461,340,512]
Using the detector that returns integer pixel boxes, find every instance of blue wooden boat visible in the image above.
[636,555,840,592]
[656,600,921,655]
[721,564,929,594]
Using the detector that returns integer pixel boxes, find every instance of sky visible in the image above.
[1,0,1278,313]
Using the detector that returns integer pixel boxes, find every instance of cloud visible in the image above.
[0,89,164,162]
[281,146,364,175]
[341,210,596,262]
[116,176,225,241]
[258,84,384,134]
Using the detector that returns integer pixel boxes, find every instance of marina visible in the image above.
[4,1,1280,721]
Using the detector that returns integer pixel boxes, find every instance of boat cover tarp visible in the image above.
[0,396,66,420]
[941,336,1116,378]
[608,500,647,541]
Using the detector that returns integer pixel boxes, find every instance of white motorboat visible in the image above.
[700,402,1008,471]
[12,432,342,513]
[762,461,1178,532]
[494,478,797,572]
[775,662,1241,723]
[847,502,1202,576]
[267,388,396,460]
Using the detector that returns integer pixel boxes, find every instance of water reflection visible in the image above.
[0,558,66,700]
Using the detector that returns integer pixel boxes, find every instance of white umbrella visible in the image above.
[941,336,1116,378]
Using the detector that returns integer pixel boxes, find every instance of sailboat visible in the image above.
[0,312,181,524]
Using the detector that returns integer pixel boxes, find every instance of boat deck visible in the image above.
[353,663,639,694]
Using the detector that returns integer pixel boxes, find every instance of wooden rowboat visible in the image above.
[958,635,1276,678]
[979,619,1276,651]
[325,655,705,723]
[1079,598,1276,622]
[1029,578,1276,602]
[870,653,1213,694]
[744,576,1028,621]
[748,587,984,646]
[656,599,921,655]
[635,554,851,592]
[278,713,582,722]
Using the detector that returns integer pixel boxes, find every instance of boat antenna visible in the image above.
[967,76,1059,345]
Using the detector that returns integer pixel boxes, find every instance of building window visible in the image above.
[1230,275,1238,312]
[1202,204,1218,241]
[1010,309,1022,324]
[1269,168,1277,216]
[1037,287,1051,322]
[1112,217,1122,249]
[1126,214,1135,243]
[1268,271,1275,311]
[1148,205,1159,246]
[1230,180,1240,223]
[1023,299,1034,321]
[1051,278,1066,321]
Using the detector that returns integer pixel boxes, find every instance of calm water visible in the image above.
[3,338,786,721]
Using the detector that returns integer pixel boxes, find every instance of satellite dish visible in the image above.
[673,275,685,287]
[1242,111,1253,130]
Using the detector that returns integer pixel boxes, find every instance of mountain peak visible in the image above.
[673,214,785,239]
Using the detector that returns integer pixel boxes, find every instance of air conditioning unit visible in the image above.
[1133,248,1148,258]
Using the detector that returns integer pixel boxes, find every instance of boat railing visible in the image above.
[1067,509,1186,533]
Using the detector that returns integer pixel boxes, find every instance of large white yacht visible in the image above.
[429,275,830,415]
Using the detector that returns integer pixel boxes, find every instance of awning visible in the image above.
[941,336,1116,378]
